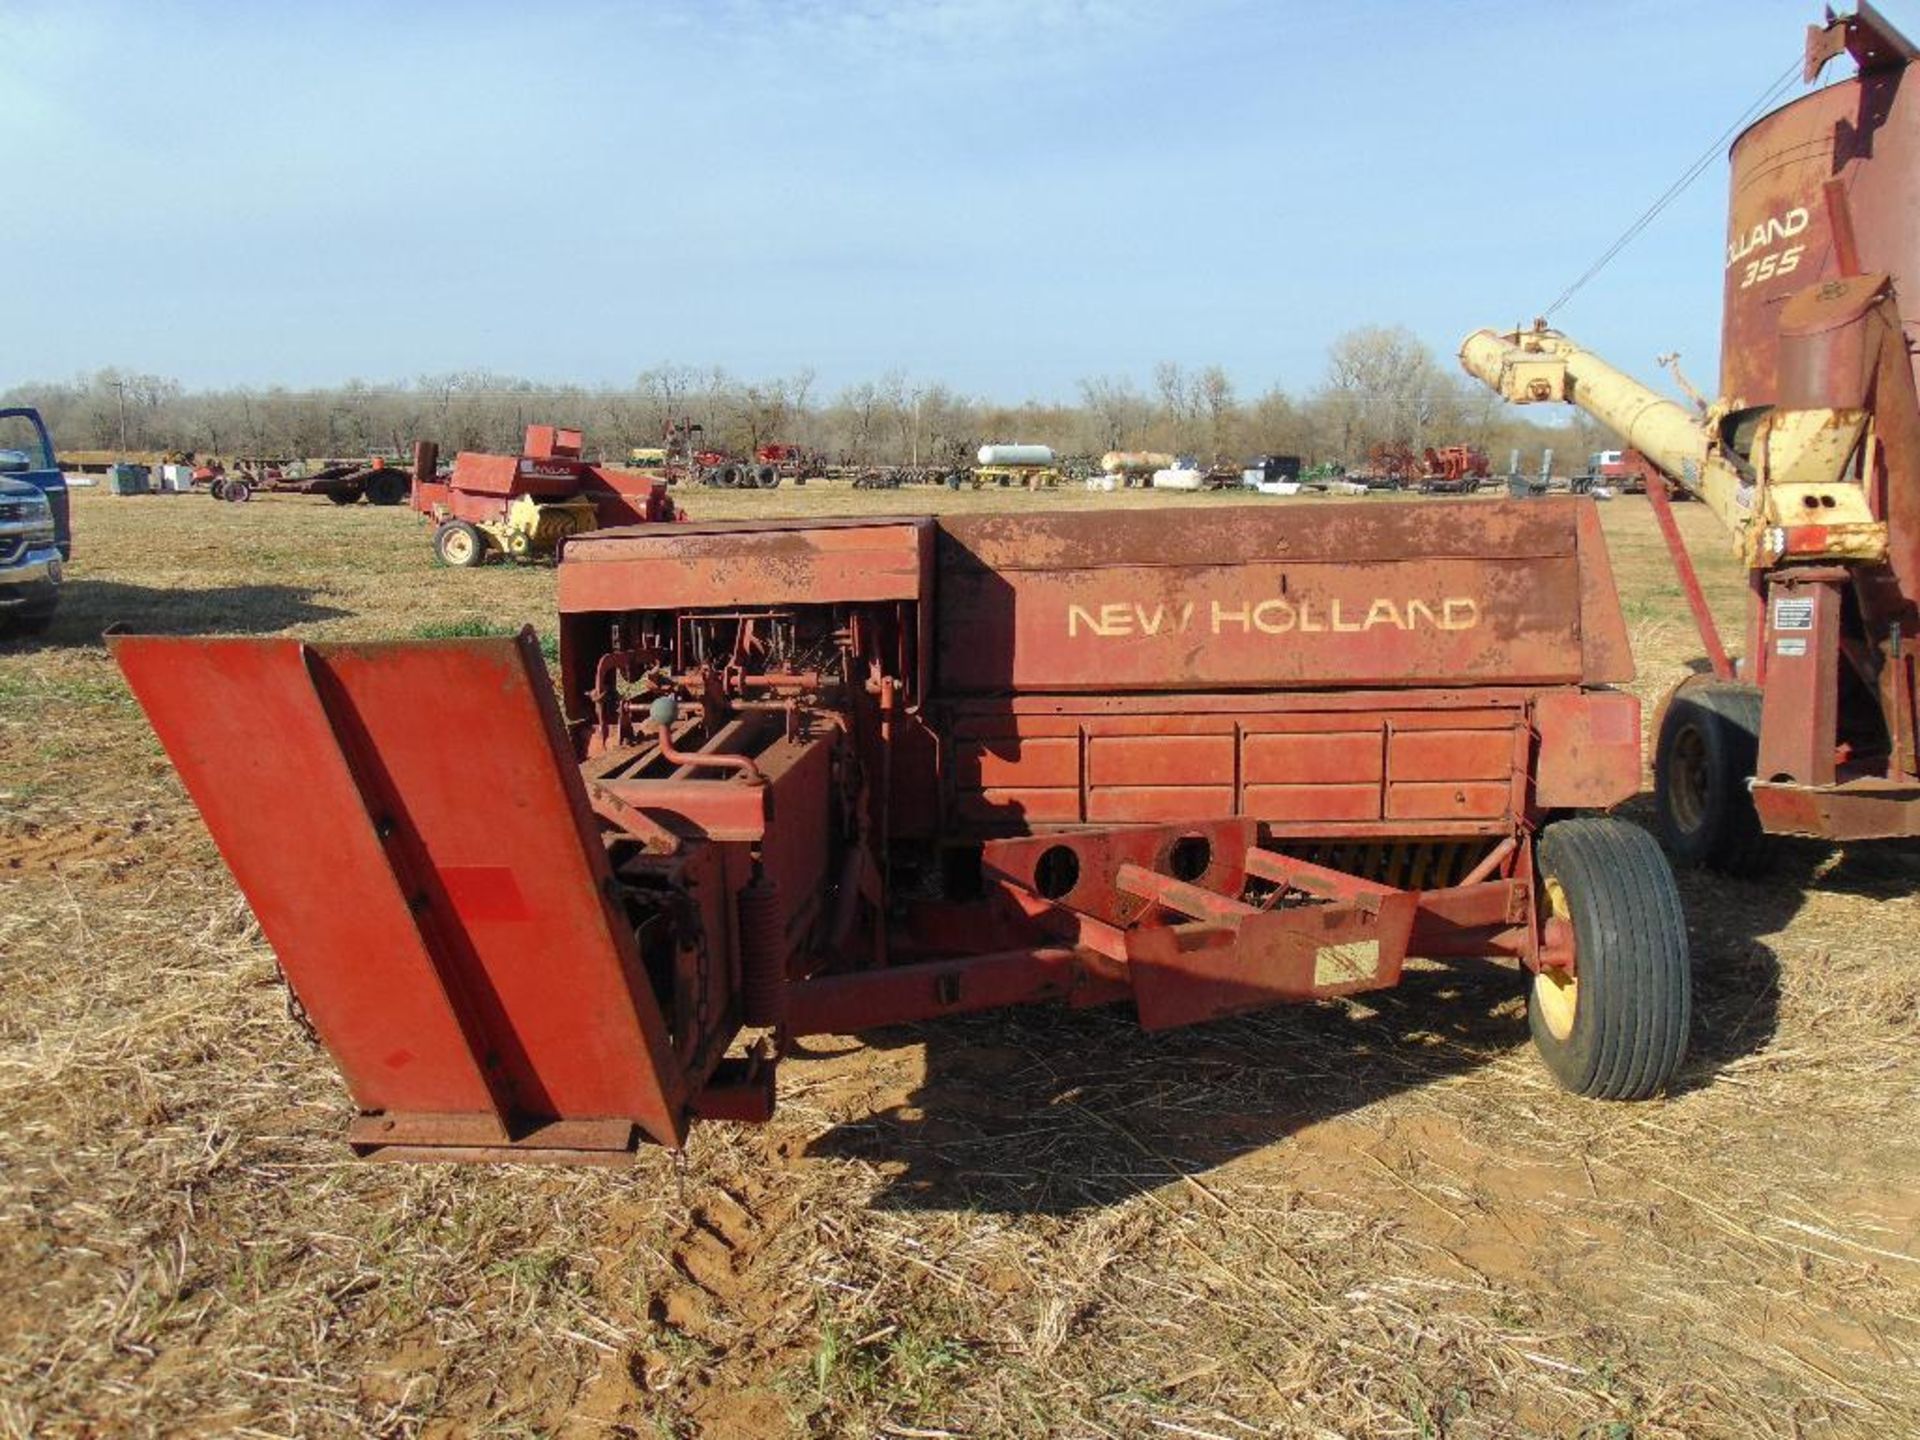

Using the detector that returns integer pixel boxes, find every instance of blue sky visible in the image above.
[1,0,1902,402]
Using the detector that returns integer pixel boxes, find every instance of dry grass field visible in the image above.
[2,482,1917,1439]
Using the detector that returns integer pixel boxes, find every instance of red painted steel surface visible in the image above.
[1724,15,1920,405]
[934,500,1630,693]
[112,633,690,1152]
[117,483,1641,1157]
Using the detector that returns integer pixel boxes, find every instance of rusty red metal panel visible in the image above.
[955,735,1078,788]
[308,637,690,1144]
[1757,573,1845,786]
[936,503,1599,694]
[1087,734,1234,786]
[785,948,1119,1034]
[1241,730,1383,782]
[1725,31,1920,405]
[559,519,932,614]
[111,636,507,1125]
[1242,784,1382,822]
[1389,728,1513,782]
[981,820,1257,929]
[112,634,693,1151]
[1534,689,1642,810]
[1386,781,1511,821]
[1128,894,1413,1030]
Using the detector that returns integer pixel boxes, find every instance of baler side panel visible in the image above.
[1573,499,1636,685]
[111,637,509,1124]
[111,634,690,1151]
[933,503,1603,694]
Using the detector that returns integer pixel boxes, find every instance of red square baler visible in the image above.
[111,496,1688,1161]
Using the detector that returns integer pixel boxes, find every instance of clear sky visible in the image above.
[3,0,1907,403]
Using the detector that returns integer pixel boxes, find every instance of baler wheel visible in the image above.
[1529,817,1690,1101]
[434,519,487,568]
[1654,684,1770,875]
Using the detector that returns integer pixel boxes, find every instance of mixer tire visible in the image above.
[1654,683,1770,876]
[1529,817,1691,1101]
[434,519,487,568]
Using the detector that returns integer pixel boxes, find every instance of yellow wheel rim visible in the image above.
[443,530,476,564]
[1534,875,1578,1041]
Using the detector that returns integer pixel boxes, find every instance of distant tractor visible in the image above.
[410,424,680,567]
[653,419,818,489]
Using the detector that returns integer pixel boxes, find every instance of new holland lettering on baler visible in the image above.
[110,498,1689,1162]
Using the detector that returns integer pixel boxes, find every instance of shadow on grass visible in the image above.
[17,579,351,645]
[804,805,1839,1216]
[802,959,1537,1215]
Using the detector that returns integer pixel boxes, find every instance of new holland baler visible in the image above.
[111,498,1689,1161]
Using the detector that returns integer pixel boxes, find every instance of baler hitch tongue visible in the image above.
[109,631,694,1163]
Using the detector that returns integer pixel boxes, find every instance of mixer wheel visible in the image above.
[1529,817,1690,1101]
[1654,682,1770,876]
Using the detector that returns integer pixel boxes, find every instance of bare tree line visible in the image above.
[6,326,1610,469]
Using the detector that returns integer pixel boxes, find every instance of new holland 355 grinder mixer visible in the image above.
[112,497,1689,1161]
[1465,4,1920,873]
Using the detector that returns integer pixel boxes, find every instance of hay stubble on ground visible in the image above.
[1,484,1917,1438]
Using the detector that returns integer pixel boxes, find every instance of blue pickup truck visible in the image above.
[0,407,68,638]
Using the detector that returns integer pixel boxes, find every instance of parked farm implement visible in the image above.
[410,424,680,567]
[1462,2,1920,869]
[206,456,411,506]
[112,494,1687,1161]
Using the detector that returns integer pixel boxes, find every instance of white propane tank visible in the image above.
[977,443,1054,467]
[1150,467,1206,491]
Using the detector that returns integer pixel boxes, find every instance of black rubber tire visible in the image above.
[717,464,742,489]
[208,478,227,500]
[224,479,252,503]
[366,472,408,506]
[433,519,488,568]
[755,465,780,489]
[1654,684,1770,876]
[1529,817,1691,1100]
[326,488,360,506]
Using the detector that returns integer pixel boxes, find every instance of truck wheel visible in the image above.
[1530,817,1690,1100]
[756,465,780,489]
[1654,683,1770,875]
[367,472,407,506]
[434,519,487,567]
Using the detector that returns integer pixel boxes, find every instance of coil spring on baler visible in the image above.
[736,875,785,1027]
